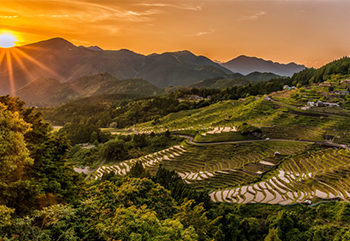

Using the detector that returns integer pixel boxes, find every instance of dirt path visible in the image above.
[85,158,106,180]
[176,134,315,146]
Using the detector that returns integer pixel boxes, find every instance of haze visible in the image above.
[1,0,350,68]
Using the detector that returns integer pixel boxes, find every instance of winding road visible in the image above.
[176,134,316,146]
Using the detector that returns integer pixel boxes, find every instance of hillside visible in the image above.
[189,77,253,89]
[0,38,232,95]
[15,72,160,106]
[291,56,350,86]
[222,55,306,76]
[189,72,281,89]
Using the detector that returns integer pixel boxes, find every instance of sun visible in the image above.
[0,34,17,48]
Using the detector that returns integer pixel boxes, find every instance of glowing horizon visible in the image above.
[0,1,349,68]
[0,34,18,48]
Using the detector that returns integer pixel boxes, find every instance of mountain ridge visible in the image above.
[0,38,232,94]
[221,55,306,76]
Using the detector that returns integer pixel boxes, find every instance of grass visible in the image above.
[193,131,254,142]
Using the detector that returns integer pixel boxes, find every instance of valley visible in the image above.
[3,41,350,241]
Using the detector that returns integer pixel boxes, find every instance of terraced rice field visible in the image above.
[91,145,188,179]
[211,148,350,204]
[133,97,279,134]
[91,141,310,190]
[261,125,325,142]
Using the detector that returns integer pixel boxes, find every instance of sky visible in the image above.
[1,0,350,68]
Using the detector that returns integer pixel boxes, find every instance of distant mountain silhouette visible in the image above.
[221,55,306,76]
[15,72,160,106]
[78,45,104,51]
[0,37,231,95]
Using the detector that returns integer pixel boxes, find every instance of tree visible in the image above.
[173,199,220,241]
[0,96,84,214]
[129,160,150,178]
[96,205,198,241]
[0,103,32,181]
[265,228,281,241]
[0,103,42,214]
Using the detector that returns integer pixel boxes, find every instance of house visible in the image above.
[188,95,203,100]
[283,85,297,90]
[317,101,339,107]
[307,101,315,106]
[274,151,281,156]
[330,90,349,95]
[316,101,324,107]
[323,102,340,107]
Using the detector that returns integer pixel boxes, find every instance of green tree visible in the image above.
[129,160,150,178]
[174,199,220,241]
[265,228,281,241]
[96,205,198,241]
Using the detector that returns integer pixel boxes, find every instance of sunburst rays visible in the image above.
[0,45,63,96]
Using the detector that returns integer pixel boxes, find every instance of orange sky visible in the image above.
[1,0,350,68]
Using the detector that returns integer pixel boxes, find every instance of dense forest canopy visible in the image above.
[292,56,350,86]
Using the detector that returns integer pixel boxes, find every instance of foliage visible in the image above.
[153,165,212,210]
[174,199,220,241]
[292,56,350,86]
[71,133,183,167]
[58,123,109,145]
[96,205,198,241]
[0,96,84,215]
[128,160,151,178]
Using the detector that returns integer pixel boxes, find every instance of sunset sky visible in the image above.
[1,0,350,68]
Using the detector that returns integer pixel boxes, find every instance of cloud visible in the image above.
[135,3,202,11]
[238,11,266,21]
[188,29,215,37]
[0,15,18,18]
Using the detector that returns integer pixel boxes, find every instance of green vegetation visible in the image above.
[193,131,253,143]
[70,133,184,169]
[6,57,350,240]
[292,56,350,86]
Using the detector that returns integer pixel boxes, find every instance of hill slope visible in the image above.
[15,72,160,106]
[189,72,280,89]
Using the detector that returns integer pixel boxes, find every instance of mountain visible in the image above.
[15,72,160,106]
[78,45,104,51]
[0,37,232,95]
[221,55,306,76]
